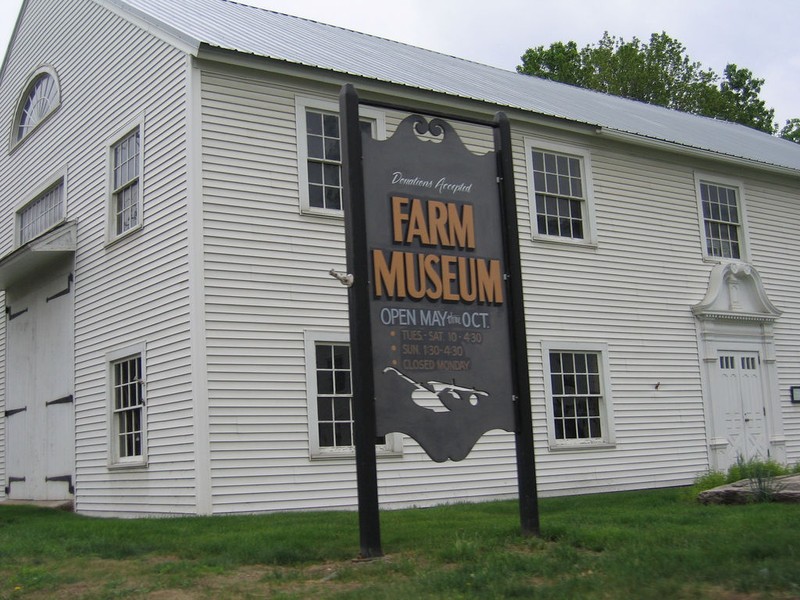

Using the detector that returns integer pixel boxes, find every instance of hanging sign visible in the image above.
[361,115,515,461]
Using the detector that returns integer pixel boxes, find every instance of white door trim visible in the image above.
[693,263,784,471]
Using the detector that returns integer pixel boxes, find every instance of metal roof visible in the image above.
[106,0,800,174]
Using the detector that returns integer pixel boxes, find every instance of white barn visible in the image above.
[1,0,799,517]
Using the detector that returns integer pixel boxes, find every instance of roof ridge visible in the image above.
[217,0,507,72]
[212,1,770,136]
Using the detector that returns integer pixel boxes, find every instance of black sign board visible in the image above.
[363,115,515,462]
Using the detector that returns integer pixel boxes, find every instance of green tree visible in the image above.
[779,118,800,143]
[712,64,775,133]
[518,32,785,136]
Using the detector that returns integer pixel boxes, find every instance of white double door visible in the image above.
[716,349,768,463]
[5,262,75,500]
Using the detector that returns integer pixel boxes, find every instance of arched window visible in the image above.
[14,68,60,143]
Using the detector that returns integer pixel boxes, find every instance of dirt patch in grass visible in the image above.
[194,560,385,599]
[5,553,795,600]
[4,557,394,600]
[697,585,789,600]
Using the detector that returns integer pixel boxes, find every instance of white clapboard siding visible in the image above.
[740,174,800,464]
[0,0,196,515]
[0,292,5,498]
[197,65,726,513]
[512,130,714,493]
[200,69,523,513]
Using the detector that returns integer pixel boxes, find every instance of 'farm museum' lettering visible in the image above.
[371,195,504,304]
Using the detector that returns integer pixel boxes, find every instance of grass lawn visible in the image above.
[0,487,798,599]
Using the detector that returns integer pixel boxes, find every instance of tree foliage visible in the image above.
[713,64,775,133]
[518,32,794,140]
[779,118,800,143]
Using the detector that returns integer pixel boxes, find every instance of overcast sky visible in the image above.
[1,0,798,127]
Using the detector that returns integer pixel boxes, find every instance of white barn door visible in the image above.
[5,303,34,498]
[717,351,768,463]
[5,264,75,501]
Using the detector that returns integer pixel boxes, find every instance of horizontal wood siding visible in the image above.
[742,174,800,465]
[0,0,194,515]
[200,66,798,513]
[0,292,4,498]
[513,132,713,494]
[201,70,520,513]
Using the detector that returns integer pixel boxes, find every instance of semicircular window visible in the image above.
[15,70,60,143]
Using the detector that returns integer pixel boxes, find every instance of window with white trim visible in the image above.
[108,122,143,240]
[696,175,746,260]
[526,139,596,243]
[304,331,401,457]
[296,97,385,215]
[14,68,60,144]
[108,346,146,465]
[315,341,358,447]
[17,179,65,245]
[542,341,614,448]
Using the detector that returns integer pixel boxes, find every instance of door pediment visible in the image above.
[692,263,781,322]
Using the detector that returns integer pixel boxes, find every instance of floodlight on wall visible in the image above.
[791,386,800,404]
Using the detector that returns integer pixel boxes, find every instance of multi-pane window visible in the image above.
[297,98,384,215]
[531,150,585,239]
[549,351,603,441]
[305,331,395,457]
[111,354,145,461]
[15,71,59,142]
[306,110,343,211]
[305,111,373,211]
[18,181,64,244]
[700,182,741,259]
[111,128,141,235]
[315,342,355,447]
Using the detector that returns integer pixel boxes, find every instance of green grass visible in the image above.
[726,458,791,482]
[1,487,799,599]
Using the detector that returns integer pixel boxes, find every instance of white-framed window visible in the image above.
[295,97,385,216]
[525,138,596,244]
[107,117,144,241]
[694,173,748,261]
[16,170,66,245]
[304,330,401,458]
[12,67,60,146]
[542,341,615,449]
[107,344,147,466]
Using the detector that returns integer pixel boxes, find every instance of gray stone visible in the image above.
[697,474,800,504]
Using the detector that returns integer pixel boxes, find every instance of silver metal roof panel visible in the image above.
[109,0,800,173]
